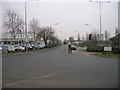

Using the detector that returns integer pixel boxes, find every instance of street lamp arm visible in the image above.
[50,23,59,27]
[89,0,111,3]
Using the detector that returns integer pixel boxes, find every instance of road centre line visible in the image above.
[5,73,57,87]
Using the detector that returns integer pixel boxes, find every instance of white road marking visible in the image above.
[5,73,56,87]
[5,71,64,87]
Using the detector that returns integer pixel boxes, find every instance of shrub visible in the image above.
[86,46,104,52]
[112,47,120,54]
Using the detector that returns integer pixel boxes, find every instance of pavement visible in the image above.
[2,45,118,88]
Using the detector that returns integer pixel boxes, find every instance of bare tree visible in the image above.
[49,35,59,46]
[4,8,24,45]
[77,33,81,43]
[104,30,110,46]
[36,26,55,47]
[85,33,89,41]
[91,31,98,45]
[16,15,24,44]
[3,32,9,44]
[69,36,74,43]
[28,18,39,43]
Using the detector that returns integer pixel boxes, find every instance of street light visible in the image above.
[25,1,27,42]
[24,0,39,43]
[89,0,111,40]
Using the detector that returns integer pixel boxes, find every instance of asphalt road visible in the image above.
[2,45,118,88]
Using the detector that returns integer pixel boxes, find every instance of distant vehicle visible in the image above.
[70,45,77,50]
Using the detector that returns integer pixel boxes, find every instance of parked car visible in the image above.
[1,45,8,54]
[23,44,33,51]
[14,45,20,51]
[2,44,15,52]
[70,45,77,50]
[0,46,2,54]
[27,44,33,50]
[31,44,38,50]
[14,45,25,51]
[37,44,45,49]
[7,45,15,52]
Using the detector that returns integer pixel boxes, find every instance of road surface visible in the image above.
[2,45,118,88]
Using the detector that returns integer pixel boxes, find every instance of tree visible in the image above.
[28,18,39,43]
[36,26,55,47]
[104,30,110,46]
[3,32,9,44]
[49,36,60,46]
[91,31,98,45]
[77,34,81,42]
[104,30,110,41]
[4,8,24,45]
[85,33,89,41]
[69,36,74,43]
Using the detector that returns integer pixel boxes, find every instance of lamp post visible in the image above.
[25,1,27,43]
[89,0,111,40]
[24,0,39,43]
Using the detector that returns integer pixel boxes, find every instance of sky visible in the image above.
[0,0,119,41]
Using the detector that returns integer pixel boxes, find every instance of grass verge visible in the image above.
[94,53,120,58]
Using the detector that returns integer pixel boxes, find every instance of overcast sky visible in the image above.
[0,0,119,41]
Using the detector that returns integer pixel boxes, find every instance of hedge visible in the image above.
[112,47,120,54]
[86,46,104,52]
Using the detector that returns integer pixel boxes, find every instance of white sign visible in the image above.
[104,47,112,51]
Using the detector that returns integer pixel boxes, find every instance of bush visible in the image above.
[112,48,120,54]
[86,46,104,52]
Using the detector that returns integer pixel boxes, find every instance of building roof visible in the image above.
[109,34,120,41]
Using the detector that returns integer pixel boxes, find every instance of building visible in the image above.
[109,34,120,48]
[109,2,120,48]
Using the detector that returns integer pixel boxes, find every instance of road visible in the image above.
[2,45,118,88]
